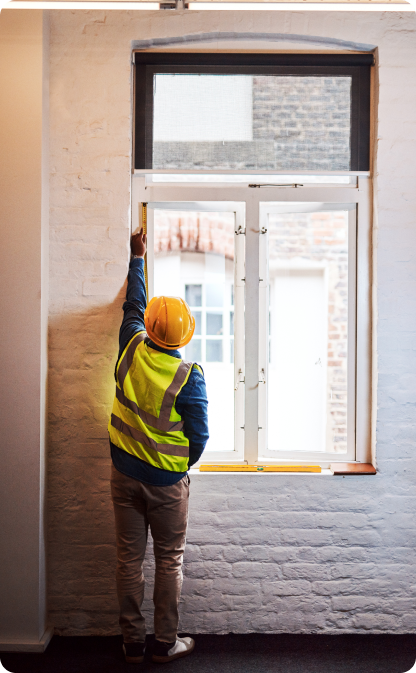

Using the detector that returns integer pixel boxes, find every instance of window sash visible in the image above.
[258,204,357,463]
[146,201,245,462]
[132,176,372,466]
[134,53,373,172]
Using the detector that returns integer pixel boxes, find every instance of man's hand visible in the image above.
[131,230,147,258]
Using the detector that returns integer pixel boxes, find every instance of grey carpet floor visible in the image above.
[2,634,416,673]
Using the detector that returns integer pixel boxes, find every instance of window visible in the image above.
[134,53,372,172]
[132,52,372,467]
[132,179,371,467]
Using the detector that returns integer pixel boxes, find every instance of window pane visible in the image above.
[154,75,252,142]
[265,210,349,454]
[153,74,352,171]
[206,340,223,363]
[153,208,236,452]
[206,284,224,307]
[230,311,234,336]
[193,310,202,336]
[207,312,223,336]
[185,284,202,307]
[186,339,201,362]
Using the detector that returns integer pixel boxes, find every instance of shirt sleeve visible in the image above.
[118,257,147,357]
[175,366,209,468]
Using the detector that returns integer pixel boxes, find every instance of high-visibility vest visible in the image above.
[108,331,200,472]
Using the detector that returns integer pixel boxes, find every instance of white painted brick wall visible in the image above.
[48,9,416,635]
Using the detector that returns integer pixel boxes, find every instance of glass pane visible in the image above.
[153,208,236,452]
[185,284,202,307]
[206,340,223,363]
[153,74,352,171]
[186,339,201,362]
[154,75,252,142]
[206,284,224,307]
[193,311,202,336]
[266,210,349,454]
[230,311,234,336]
[207,312,223,336]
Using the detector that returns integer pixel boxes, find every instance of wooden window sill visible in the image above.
[329,462,376,475]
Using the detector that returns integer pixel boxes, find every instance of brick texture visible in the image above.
[154,76,351,170]
[48,10,416,636]
[154,211,235,260]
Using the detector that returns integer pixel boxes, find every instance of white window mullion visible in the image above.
[244,196,260,464]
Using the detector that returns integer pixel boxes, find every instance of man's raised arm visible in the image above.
[118,231,147,356]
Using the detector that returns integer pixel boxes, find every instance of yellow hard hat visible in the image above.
[144,296,195,350]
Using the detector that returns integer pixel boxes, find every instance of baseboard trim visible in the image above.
[0,626,54,652]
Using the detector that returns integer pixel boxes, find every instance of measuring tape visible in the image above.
[139,202,149,299]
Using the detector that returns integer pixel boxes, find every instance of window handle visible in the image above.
[248,183,303,189]
[259,368,266,384]
[235,368,245,390]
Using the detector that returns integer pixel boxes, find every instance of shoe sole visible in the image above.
[152,641,195,664]
[123,644,145,664]
[125,655,145,664]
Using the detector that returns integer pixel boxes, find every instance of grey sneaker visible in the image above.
[123,641,145,663]
[152,636,195,663]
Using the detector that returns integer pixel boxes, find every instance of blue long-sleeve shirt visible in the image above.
[110,257,209,486]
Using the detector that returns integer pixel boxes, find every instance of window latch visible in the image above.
[235,368,245,390]
[259,368,266,384]
[235,225,246,235]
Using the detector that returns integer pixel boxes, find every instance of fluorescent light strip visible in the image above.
[4,0,413,6]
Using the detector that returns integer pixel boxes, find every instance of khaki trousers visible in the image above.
[111,464,190,643]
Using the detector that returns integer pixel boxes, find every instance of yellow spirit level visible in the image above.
[199,465,321,473]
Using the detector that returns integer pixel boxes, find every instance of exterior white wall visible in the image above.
[45,9,416,635]
[0,9,50,650]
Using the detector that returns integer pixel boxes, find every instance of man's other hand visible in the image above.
[131,230,147,258]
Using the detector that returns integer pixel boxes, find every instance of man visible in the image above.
[108,230,209,664]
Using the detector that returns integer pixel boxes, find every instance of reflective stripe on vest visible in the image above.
[108,331,196,472]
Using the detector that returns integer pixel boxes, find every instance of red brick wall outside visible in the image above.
[154,76,351,171]
[154,211,235,260]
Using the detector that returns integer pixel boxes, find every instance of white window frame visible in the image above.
[132,173,372,467]
[258,203,357,463]
[145,200,246,464]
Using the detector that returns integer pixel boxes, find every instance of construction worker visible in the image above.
[109,230,209,664]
